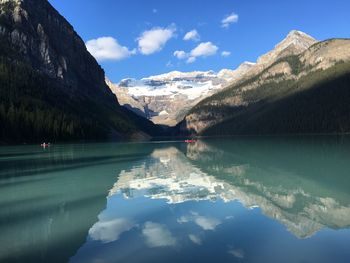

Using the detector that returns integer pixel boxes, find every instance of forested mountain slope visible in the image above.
[181,37,350,135]
[0,0,162,143]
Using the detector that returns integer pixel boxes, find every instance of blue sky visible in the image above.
[48,0,350,82]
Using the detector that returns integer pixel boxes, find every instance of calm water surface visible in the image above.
[1,137,350,263]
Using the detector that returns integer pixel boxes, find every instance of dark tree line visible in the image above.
[203,62,350,135]
[0,57,136,143]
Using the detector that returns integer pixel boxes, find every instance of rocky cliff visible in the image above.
[0,0,160,142]
[0,0,107,90]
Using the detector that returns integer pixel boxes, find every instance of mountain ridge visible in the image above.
[0,0,162,143]
[108,30,323,129]
[181,35,350,135]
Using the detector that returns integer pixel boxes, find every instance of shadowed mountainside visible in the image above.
[0,0,163,143]
[179,34,350,136]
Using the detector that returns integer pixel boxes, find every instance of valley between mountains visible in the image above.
[0,0,350,143]
[107,30,350,136]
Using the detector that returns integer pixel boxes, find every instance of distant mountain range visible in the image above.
[0,0,162,143]
[106,64,255,126]
[109,30,350,135]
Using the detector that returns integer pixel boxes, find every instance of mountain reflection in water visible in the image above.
[106,139,350,239]
[71,138,350,263]
[1,138,350,263]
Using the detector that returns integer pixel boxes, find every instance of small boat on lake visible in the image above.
[184,139,197,143]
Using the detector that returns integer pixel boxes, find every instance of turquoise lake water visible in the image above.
[1,137,350,263]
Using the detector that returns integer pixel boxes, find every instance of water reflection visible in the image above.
[177,211,222,231]
[71,138,350,263]
[0,143,154,263]
[106,140,350,239]
[186,139,350,238]
[89,217,136,243]
[142,222,177,248]
[1,138,350,263]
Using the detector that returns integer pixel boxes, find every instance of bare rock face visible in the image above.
[0,0,162,141]
[239,30,317,81]
[0,0,109,95]
[106,78,146,118]
[258,30,317,66]
[301,39,350,71]
[217,62,256,82]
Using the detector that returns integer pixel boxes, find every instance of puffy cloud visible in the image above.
[88,218,135,243]
[183,29,200,42]
[142,222,176,247]
[221,12,239,28]
[86,37,135,61]
[174,42,218,64]
[174,50,187,59]
[187,41,218,62]
[194,216,221,230]
[221,51,231,57]
[137,26,176,55]
[186,56,196,64]
[191,42,218,57]
[178,212,222,231]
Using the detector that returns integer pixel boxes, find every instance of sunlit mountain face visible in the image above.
[70,138,350,263]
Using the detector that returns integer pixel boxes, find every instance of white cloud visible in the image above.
[194,216,221,230]
[183,29,200,42]
[137,26,176,55]
[221,12,239,28]
[86,37,135,61]
[190,42,218,57]
[89,218,135,243]
[189,234,202,245]
[186,56,196,64]
[178,212,222,231]
[221,51,231,57]
[174,50,187,60]
[142,222,176,247]
[173,42,218,64]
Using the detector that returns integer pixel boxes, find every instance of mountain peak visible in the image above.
[287,30,314,38]
[257,30,317,66]
[280,30,317,49]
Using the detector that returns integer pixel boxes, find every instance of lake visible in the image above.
[1,137,350,263]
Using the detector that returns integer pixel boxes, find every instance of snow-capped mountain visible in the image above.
[121,70,227,100]
[107,30,320,128]
[107,65,255,126]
